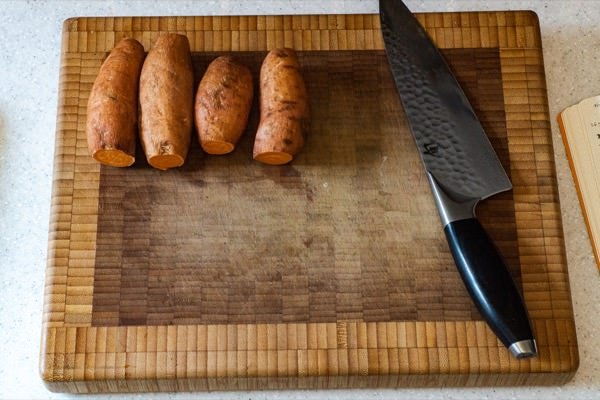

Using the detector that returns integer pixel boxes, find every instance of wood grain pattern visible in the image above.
[42,12,578,392]
[91,49,518,327]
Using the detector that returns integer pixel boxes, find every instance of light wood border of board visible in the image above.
[41,12,578,392]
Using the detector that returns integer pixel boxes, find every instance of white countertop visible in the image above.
[0,1,598,399]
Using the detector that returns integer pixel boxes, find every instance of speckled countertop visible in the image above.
[0,1,598,399]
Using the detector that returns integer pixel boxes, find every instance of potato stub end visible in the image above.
[139,33,193,171]
[148,154,185,171]
[254,48,308,165]
[93,149,135,167]
[86,37,145,168]
[194,56,253,156]
[201,140,235,155]
[254,151,293,165]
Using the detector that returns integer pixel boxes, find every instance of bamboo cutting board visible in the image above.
[41,12,578,392]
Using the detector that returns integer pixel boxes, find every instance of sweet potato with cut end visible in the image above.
[139,33,194,170]
[253,48,309,165]
[195,56,253,155]
[86,37,145,167]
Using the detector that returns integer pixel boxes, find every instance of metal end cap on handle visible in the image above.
[509,340,538,359]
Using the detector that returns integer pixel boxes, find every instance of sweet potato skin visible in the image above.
[85,38,145,167]
[195,56,254,155]
[253,48,309,165]
[139,33,194,170]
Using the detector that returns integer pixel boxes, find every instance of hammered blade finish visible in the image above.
[380,0,511,201]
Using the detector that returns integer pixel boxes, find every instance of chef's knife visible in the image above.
[379,0,537,358]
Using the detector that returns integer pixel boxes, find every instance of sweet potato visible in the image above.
[85,38,145,167]
[195,56,253,155]
[139,33,194,170]
[253,48,309,165]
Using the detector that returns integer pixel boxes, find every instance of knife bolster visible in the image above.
[427,172,479,226]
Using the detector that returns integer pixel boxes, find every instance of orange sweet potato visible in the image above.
[139,33,194,170]
[253,48,309,165]
[85,38,145,167]
[195,56,253,155]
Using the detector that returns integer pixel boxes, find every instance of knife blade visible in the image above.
[379,0,537,358]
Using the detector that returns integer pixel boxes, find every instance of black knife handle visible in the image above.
[444,218,537,358]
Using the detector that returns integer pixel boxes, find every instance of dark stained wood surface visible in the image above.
[92,49,520,327]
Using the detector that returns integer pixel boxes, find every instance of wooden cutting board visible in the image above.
[41,12,579,392]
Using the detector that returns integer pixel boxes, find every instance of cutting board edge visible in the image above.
[40,370,577,393]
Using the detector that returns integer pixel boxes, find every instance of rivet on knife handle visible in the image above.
[379,0,537,358]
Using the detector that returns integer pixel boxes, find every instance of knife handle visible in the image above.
[444,218,537,358]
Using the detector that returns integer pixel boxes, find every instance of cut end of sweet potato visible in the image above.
[253,151,293,165]
[201,140,235,155]
[93,149,135,167]
[148,154,185,170]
